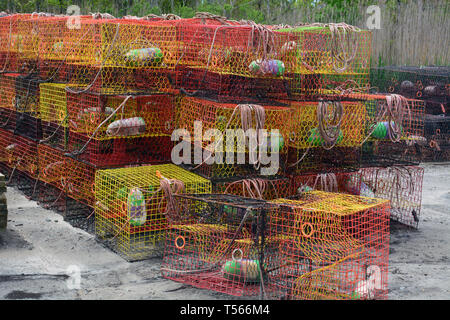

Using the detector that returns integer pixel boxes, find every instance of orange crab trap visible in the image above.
[6,134,39,179]
[212,176,292,200]
[275,24,372,101]
[175,22,295,100]
[162,193,279,297]
[37,144,66,189]
[269,190,390,300]
[63,18,178,95]
[94,163,211,261]
[358,166,424,228]
[0,14,21,73]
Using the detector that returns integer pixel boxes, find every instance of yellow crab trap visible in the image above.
[63,18,178,95]
[362,94,425,143]
[287,100,367,150]
[162,193,279,297]
[268,191,390,300]
[15,14,41,72]
[39,83,70,149]
[94,164,211,261]
[0,73,18,131]
[358,166,424,229]
[212,176,292,200]
[175,23,295,99]
[275,24,372,100]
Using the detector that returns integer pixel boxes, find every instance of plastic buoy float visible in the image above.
[127,187,146,226]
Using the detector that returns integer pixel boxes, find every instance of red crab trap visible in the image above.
[286,145,362,175]
[268,190,390,300]
[174,22,295,100]
[94,163,211,261]
[358,166,424,228]
[0,127,14,177]
[162,193,281,297]
[65,92,175,167]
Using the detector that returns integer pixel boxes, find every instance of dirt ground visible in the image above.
[0,162,449,300]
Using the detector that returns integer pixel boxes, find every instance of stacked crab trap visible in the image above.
[0,13,429,300]
[371,66,449,161]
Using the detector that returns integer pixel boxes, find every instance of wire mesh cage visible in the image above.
[358,166,424,228]
[286,146,362,175]
[290,170,361,196]
[37,143,66,189]
[62,18,178,94]
[269,190,390,300]
[287,100,367,149]
[212,176,293,200]
[275,25,372,100]
[175,22,294,99]
[0,127,13,164]
[6,134,39,179]
[67,133,173,168]
[66,92,175,139]
[39,82,69,149]
[0,14,21,73]
[177,96,290,154]
[370,66,450,101]
[162,193,278,297]
[94,164,211,261]
[419,114,450,162]
[361,94,425,143]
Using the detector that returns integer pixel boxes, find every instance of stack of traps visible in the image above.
[161,191,389,299]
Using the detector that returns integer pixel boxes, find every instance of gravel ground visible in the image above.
[0,162,449,300]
